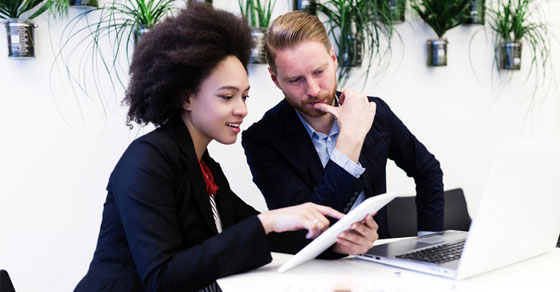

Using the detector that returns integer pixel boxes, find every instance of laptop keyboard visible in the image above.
[396,240,465,264]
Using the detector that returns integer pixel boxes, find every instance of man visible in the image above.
[242,11,444,246]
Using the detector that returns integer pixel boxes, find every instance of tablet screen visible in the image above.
[278,191,399,273]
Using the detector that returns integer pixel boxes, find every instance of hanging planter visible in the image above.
[465,0,485,24]
[341,23,363,67]
[187,0,212,6]
[412,0,470,67]
[250,27,267,64]
[69,0,98,8]
[5,20,36,58]
[134,25,151,48]
[239,0,276,64]
[318,0,393,85]
[387,0,406,24]
[426,38,447,66]
[293,0,317,15]
[498,41,521,70]
[488,0,549,75]
[1,0,56,58]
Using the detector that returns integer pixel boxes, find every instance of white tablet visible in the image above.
[278,191,399,273]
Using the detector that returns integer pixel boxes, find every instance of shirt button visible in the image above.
[327,137,331,142]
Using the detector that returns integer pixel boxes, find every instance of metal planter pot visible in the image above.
[5,20,36,58]
[388,0,406,24]
[341,20,363,68]
[70,0,98,7]
[250,27,267,64]
[293,0,317,15]
[466,0,485,24]
[341,33,363,67]
[499,41,522,70]
[134,26,151,48]
[427,38,448,67]
[187,0,212,6]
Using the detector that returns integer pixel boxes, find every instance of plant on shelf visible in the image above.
[0,0,51,57]
[52,0,176,102]
[318,0,395,85]
[487,0,550,72]
[238,0,276,64]
[411,0,471,66]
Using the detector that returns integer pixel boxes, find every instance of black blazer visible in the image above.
[242,97,445,238]
[75,118,322,292]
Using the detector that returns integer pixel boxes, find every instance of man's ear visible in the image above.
[329,46,338,72]
[182,93,195,111]
[268,67,282,90]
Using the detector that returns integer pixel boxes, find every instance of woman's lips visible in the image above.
[226,122,242,133]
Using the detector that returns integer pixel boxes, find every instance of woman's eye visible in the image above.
[219,95,233,100]
[242,95,249,100]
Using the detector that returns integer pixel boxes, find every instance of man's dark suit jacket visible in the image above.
[242,96,444,238]
[74,118,329,292]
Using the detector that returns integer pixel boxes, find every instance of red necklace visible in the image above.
[199,159,219,196]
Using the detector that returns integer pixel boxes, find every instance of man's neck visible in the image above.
[300,112,335,135]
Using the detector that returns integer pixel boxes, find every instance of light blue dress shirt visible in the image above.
[295,111,366,211]
[296,111,433,236]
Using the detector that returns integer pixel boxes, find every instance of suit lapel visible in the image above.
[276,100,324,185]
[167,118,219,234]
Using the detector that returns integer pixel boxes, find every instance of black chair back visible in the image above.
[386,188,472,238]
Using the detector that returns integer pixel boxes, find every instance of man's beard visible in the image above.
[285,83,337,118]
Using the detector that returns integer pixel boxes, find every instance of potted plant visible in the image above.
[377,0,407,24]
[293,0,317,15]
[465,0,485,24]
[318,0,394,84]
[238,0,276,64]
[53,0,176,100]
[0,0,51,57]
[411,0,471,66]
[487,0,549,71]
[187,0,211,7]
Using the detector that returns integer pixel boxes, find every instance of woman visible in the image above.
[74,4,344,292]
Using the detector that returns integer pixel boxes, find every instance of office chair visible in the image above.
[386,188,472,238]
[0,270,16,292]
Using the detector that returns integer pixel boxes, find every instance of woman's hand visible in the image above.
[257,203,344,239]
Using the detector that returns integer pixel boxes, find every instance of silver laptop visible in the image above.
[358,140,560,280]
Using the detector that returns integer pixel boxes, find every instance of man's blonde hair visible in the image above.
[265,11,330,73]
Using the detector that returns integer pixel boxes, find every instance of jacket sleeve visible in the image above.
[112,140,272,292]
[377,98,444,232]
[227,181,344,259]
[242,129,366,213]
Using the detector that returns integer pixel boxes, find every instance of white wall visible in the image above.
[1,1,559,291]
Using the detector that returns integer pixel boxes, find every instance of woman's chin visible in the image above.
[215,136,238,145]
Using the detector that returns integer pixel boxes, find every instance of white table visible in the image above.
[217,240,560,292]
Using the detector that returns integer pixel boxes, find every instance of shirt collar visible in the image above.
[294,109,340,140]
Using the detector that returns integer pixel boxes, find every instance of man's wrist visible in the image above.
[334,133,364,163]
